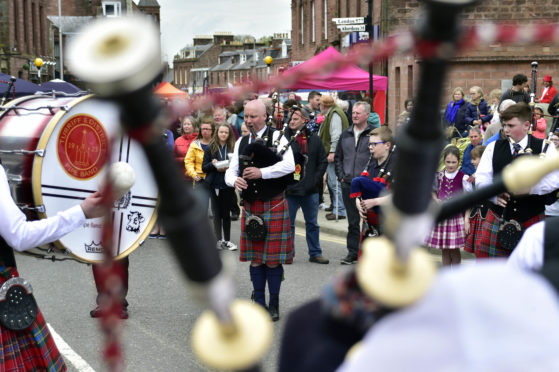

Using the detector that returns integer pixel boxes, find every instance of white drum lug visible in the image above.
[7,174,22,184]
[0,149,45,156]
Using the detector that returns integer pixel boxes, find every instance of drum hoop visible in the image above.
[29,94,159,263]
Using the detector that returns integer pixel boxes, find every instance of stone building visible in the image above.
[0,0,159,82]
[291,0,559,126]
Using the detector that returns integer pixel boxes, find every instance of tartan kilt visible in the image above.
[0,267,66,372]
[464,211,484,253]
[241,194,294,265]
[478,209,545,258]
[424,214,465,250]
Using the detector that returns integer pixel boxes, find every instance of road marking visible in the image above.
[47,323,96,372]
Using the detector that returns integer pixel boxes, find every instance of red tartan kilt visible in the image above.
[0,268,66,371]
[240,194,294,265]
[478,209,545,258]
[465,212,484,253]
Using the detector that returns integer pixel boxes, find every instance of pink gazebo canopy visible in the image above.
[286,47,388,91]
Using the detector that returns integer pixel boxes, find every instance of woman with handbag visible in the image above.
[185,119,214,215]
[202,123,237,251]
[444,87,468,139]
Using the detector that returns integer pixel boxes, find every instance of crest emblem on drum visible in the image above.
[126,211,145,233]
[84,241,103,254]
[57,114,108,180]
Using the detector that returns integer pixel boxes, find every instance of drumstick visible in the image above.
[99,162,136,200]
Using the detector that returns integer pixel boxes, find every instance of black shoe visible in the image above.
[326,213,346,221]
[340,255,358,265]
[268,304,280,322]
[325,206,333,212]
[309,255,329,264]
[231,214,239,221]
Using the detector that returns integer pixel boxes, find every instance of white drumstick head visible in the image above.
[100,161,136,199]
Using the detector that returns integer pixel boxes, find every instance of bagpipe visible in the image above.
[350,144,396,237]
[239,105,310,202]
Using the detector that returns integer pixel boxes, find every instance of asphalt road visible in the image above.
[16,219,352,372]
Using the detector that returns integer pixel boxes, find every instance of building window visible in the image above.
[324,0,328,40]
[407,65,414,99]
[395,66,401,113]
[312,1,315,43]
[301,5,304,45]
[102,1,121,17]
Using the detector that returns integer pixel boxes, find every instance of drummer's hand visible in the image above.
[243,167,262,180]
[81,191,104,219]
[234,177,248,192]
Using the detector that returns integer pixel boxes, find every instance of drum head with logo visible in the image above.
[30,95,158,263]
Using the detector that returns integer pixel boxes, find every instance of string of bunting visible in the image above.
[166,21,559,120]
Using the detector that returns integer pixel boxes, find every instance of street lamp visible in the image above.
[264,55,273,78]
[35,58,44,82]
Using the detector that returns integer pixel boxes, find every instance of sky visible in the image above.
[151,0,292,66]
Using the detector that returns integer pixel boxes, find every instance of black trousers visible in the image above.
[210,187,234,241]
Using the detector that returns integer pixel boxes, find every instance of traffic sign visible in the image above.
[337,24,366,32]
[332,17,365,25]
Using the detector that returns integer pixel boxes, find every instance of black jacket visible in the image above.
[334,124,375,184]
[201,145,231,189]
[286,127,327,196]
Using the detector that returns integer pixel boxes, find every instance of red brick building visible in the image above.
[0,0,159,82]
[291,0,559,127]
[173,33,291,94]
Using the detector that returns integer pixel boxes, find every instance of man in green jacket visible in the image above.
[318,95,349,220]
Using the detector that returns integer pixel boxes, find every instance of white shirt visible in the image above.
[476,135,559,203]
[0,165,86,252]
[507,220,545,271]
[225,127,295,187]
[540,86,550,102]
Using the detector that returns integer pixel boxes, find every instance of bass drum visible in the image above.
[0,94,158,263]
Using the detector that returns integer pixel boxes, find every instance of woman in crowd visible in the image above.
[202,123,237,250]
[443,87,468,138]
[488,88,502,115]
[185,119,214,214]
[466,86,492,131]
[532,106,547,139]
[173,116,198,178]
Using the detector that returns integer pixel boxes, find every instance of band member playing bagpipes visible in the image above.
[476,103,559,257]
[352,127,396,241]
[225,99,295,322]
[285,107,329,264]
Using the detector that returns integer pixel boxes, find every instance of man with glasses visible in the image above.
[334,101,376,264]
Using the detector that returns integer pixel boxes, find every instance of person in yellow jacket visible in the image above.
[185,119,214,214]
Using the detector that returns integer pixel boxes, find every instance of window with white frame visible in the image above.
[301,5,304,44]
[312,1,315,42]
[102,1,121,17]
[324,0,328,39]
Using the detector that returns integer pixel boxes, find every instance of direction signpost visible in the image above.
[337,24,366,32]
